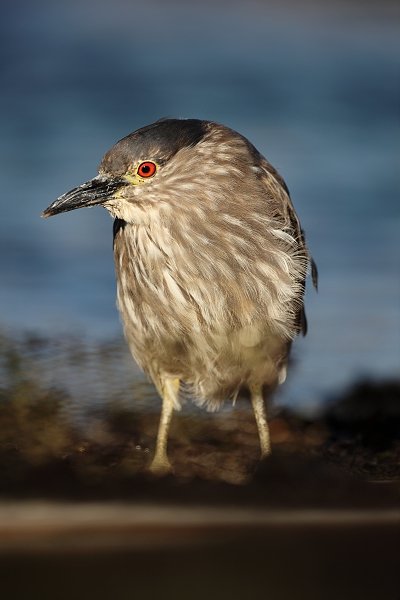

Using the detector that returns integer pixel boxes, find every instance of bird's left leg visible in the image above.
[149,377,180,475]
[250,383,271,458]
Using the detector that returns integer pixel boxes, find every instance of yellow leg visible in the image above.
[250,384,271,458]
[149,378,180,475]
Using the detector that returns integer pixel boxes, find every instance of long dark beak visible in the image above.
[42,175,127,218]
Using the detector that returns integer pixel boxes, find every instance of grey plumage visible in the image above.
[43,118,317,474]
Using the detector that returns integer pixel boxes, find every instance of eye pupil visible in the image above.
[138,161,156,178]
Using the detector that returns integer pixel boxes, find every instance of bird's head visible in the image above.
[42,119,260,225]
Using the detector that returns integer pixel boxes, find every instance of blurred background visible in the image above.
[0,0,399,445]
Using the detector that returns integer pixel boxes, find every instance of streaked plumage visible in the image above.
[43,119,317,474]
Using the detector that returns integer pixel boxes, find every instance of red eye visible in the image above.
[137,161,157,178]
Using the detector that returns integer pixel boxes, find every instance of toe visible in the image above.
[149,455,173,476]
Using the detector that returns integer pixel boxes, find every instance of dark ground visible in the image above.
[1,331,399,492]
[1,515,399,600]
[1,376,399,496]
[0,385,399,600]
[0,334,399,599]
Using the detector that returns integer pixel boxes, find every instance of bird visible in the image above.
[43,118,317,475]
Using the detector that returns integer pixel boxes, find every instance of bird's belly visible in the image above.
[114,235,296,405]
[118,279,289,405]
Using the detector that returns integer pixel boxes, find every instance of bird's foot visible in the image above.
[149,454,173,476]
[260,446,272,460]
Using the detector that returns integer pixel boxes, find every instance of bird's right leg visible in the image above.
[250,383,271,458]
[149,377,180,475]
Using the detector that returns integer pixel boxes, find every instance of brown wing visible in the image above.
[259,158,318,336]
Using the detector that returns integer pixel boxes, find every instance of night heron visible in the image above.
[43,119,317,475]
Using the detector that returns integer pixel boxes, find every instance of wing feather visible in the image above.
[259,158,318,336]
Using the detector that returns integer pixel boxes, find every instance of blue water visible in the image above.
[1,0,399,413]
